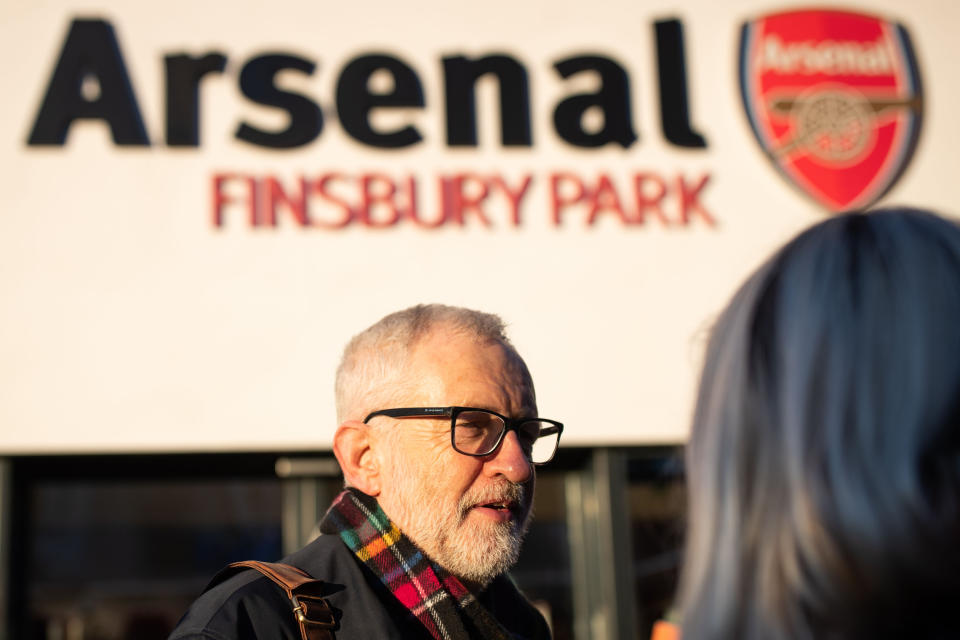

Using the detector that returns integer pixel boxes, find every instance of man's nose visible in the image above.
[484,430,533,483]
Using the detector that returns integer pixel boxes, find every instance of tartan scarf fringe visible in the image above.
[320,488,512,640]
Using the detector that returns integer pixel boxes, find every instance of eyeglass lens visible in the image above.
[452,410,559,463]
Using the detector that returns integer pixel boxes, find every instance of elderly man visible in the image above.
[169,304,561,640]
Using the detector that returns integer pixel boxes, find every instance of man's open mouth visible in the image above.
[479,500,514,511]
[461,483,526,522]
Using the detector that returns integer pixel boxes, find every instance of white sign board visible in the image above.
[1,0,957,453]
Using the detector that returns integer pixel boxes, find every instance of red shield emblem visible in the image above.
[739,9,923,212]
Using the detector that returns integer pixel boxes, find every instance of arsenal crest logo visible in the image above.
[739,9,923,212]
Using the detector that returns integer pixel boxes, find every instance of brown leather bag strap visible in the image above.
[227,560,336,640]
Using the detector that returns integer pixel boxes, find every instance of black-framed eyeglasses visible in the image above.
[363,406,564,465]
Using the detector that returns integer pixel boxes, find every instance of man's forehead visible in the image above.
[399,329,536,413]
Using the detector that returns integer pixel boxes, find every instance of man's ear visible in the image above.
[333,420,382,496]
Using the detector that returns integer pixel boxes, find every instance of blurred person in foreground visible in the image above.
[673,208,960,640]
[169,304,560,640]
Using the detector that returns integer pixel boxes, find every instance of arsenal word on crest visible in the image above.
[739,8,923,212]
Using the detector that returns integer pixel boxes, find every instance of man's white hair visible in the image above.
[334,304,535,424]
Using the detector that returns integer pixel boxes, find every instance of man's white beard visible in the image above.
[384,465,532,588]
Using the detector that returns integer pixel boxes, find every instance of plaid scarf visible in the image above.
[319,488,520,640]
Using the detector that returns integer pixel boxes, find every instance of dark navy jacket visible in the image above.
[167,534,550,639]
